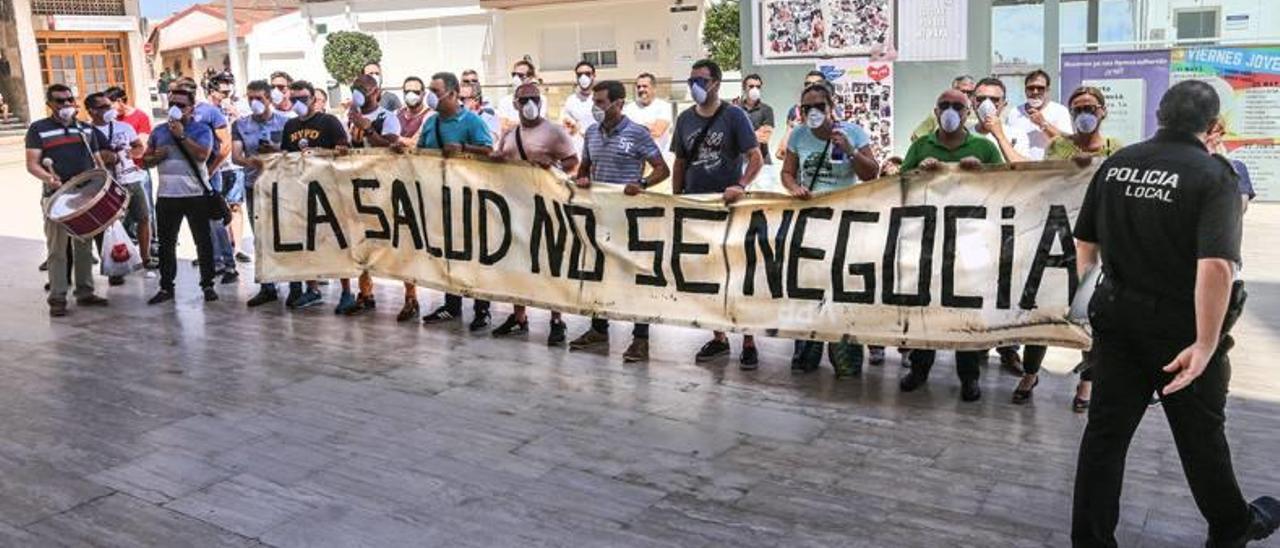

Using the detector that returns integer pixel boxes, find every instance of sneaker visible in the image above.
[960,379,982,402]
[144,257,159,270]
[492,314,528,336]
[468,309,491,332]
[547,320,567,346]
[334,291,357,314]
[695,339,730,362]
[108,275,126,286]
[868,346,886,366]
[247,289,278,307]
[147,290,174,305]
[345,294,376,316]
[396,300,420,322]
[235,252,252,264]
[899,369,929,392]
[220,271,240,285]
[203,288,219,302]
[739,345,759,370]
[292,290,323,309]
[285,290,302,308]
[49,300,68,317]
[569,328,609,350]
[422,306,459,324]
[1245,496,1280,543]
[623,338,649,362]
[75,294,109,307]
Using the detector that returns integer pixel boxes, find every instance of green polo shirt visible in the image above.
[900,130,1004,171]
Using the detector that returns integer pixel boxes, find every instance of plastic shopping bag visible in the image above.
[100,220,142,277]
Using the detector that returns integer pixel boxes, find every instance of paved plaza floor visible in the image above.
[1,144,1278,547]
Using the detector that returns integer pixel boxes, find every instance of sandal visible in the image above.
[1012,375,1040,404]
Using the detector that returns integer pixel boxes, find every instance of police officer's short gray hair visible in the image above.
[1157,80,1220,135]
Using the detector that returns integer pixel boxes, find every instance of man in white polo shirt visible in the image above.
[1003,69,1072,160]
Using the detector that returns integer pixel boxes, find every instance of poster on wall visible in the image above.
[896,0,968,62]
[1172,47,1280,201]
[1059,51,1170,148]
[755,0,895,63]
[816,59,895,164]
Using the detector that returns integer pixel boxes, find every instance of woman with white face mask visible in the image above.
[1022,85,1121,412]
[778,82,880,378]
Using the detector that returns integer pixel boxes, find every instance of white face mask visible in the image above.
[270,88,285,105]
[250,100,267,116]
[520,101,540,121]
[370,74,382,87]
[1027,97,1044,109]
[977,98,998,120]
[404,91,422,107]
[167,106,183,120]
[426,91,440,111]
[291,100,309,117]
[58,106,77,122]
[592,106,606,124]
[747,87,762,102]
[805,109,826,129]
[939,108,963,133]
[103,109,118,123]
[351,90,366,109]
[577,74,593,90]
[689,83,709,105]
[1073,112,1100,134]
[511,75,524,89]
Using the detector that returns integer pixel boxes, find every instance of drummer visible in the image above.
[86,91,150,285]
[25,83,117,317]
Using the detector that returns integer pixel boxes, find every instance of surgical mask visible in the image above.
[250,100,267,116]
[425,91,440,110]
[747,87,761,102]
[58,107,77,122]
[1027,97,1044,109]
[689,82,708,105]
[351,90,366,109]
[167,106,183,120]
[592,106,606,124]
[291,100,309,117]
[939,109,962,133]
[404,91,421,107]
[1073,112,1099,134]
[521,101,540,121]
[511,75,524,89]
[805,109,826,129]
[370,74,381,87]
[577,74,592,89]
[103,109,118,123]
[270,88,285,105]
[977,99,997,120]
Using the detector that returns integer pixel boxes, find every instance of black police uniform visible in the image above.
[1071,129,1249,547]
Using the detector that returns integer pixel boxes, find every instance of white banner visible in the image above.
[255,150,1093,350]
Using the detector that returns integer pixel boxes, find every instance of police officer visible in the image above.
[1071,80,1278,547]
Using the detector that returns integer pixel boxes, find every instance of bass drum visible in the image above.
[44,169,130,240]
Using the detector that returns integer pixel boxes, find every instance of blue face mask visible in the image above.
[687,77,710,105]
[291,99,309,117]
[351,89,366,109]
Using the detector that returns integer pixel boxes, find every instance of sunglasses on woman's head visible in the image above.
[937,101,967,112]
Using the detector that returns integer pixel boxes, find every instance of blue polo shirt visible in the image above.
[416,109,493,150]
[232,112,290,187]
[582,116,661,184]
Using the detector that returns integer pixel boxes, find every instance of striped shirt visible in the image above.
[582,116,660,184]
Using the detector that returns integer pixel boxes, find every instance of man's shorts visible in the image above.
[124,182,149,222]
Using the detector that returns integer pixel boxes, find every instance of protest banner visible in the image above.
[255,150,1093,350]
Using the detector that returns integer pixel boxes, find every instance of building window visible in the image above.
[582,50,618,68]
[35,33,131,105]
[1175,9,1218,42]
[31,0,126,16]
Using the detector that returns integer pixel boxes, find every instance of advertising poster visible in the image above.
[1059,51,1170,147]
[1172,47,1280,201]
[756,0,894,62]
[817,59,895,164]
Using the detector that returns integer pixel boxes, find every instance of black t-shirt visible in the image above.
[738,100,776,165]
[1075,129,1242,302]
[282,113,350,152]
[26,118,109,196]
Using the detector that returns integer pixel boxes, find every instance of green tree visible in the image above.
[322,31,382,84]
[703,0,741,71]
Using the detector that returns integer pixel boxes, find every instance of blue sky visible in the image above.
[142,0,199,20]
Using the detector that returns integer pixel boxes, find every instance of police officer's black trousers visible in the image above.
[1072,326,1251,547]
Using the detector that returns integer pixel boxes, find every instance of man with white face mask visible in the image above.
[971,77,1030,164]
[87,91,149,285]
[396,76,433,148]
[896,87,1004,403]
[561,61,598,154]
[236,80,292,308]
[26,84,116,316]
[1003,69,1072,160]
[733,73,776,165]
[497,59,546,133]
